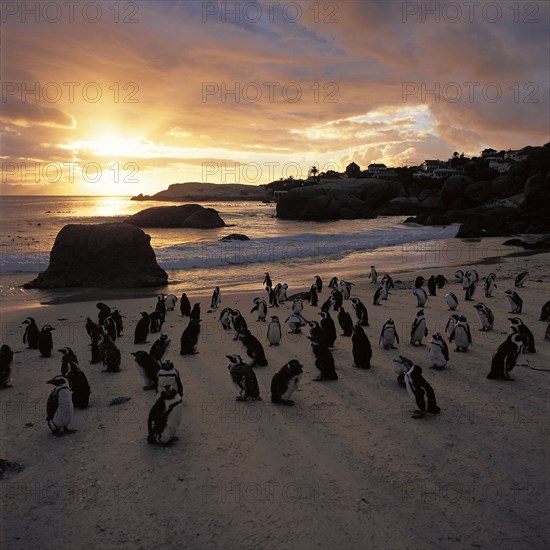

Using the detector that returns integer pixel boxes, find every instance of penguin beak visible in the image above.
[47,378,56,385]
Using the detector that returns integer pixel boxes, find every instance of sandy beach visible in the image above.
[1,250,549,550]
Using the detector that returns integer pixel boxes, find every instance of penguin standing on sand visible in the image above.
[211,286,221,309]
[59,349,90,409]
[99,333,121,372]
[314,275,323,293]
[337,307,354,337]
[509,317,536,353]
[134,312,150,344]
[410,310,428,346]
[46,375,76,436]
[515,271,529,288]
[147,385,182,445]
[427,276,437,296]
[23,318,40,349]
[405,365,441,419]
[102,316,117,341]
[308,336,338,381]
[267,316,282,346]
[263,272,272,288]
[285,313,307,334]
[379,318,399,349]
[155,295,167,325]
[328,277,339,289]
[320,296,333,313]
[58,346,79,373]
[393,355,413,386]
[38,325,55,358]
[150,333,171,362]
[97,302,111,325]
[292,297,304,315]
[381,273,394,293]
[454,269,464,282]
[190,303,201,322]
[277,283,288,304]
[465,281,477,301]
[230,310,248,340]
[413,287,428,308]
[271,360,303,405]
[487,333,526,381]
[505,290,523,314]
[180,293,191,317]
[111,310,124,337]
[320,311,337,348]
[340,279,353,300]
[445,292,459,311]
[351,298,369,327]
[474,303,495,331]
[445,313,461,340]
[369,266,378,284]
[180,319,201,355]
[132,350,160,391]
[539,300,550,321]
[165,294,178,311]
[415,276,425,289]
[157,360,183,396]
[251,298,268,322]
[484,273,497,298]
[435,274,447,289]
[266,286,279,307]
[219,307,234,330]
[238,329,268,366]
[331,288,344,310]
[149,311,164,334]
[352,325,372,369]
[449,316,472,352]
[0,345,14,388]
[308,284,318,307]
[373,284,387,305]
[429,333,449,370]
[86,318,101,364]
[227,355,261,401]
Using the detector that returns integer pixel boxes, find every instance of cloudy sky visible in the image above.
[1,0,548,195]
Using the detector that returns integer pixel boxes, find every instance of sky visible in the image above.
[1,0,549,195]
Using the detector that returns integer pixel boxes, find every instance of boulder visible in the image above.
[25,223,167,289]
[441,175,474,207]
[524,173,547,210]
[125,204,225,228]
[492,175,518,197]
[419,196,444,210]
[220,233,251,242]
[465,180,494,204]
[418,189,441,202]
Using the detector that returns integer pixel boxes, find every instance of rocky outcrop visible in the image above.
[125,204,225,228]
[220,234,250,241]
[25,223,167,289]
[131,182,268,202]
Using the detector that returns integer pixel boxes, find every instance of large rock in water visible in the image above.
[26,223,167,289]
[125,204,225,228]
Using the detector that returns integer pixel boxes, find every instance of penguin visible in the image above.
[102,316,117,341]
[413,287,428,308]
[250,298,268,322]
[515,271,529,288]
[134,312,150,344]
[22,317,39,349]
[429,333,449,370]
[292,297,304,315]
[393,355,413,386]
[369,266,378,284]
[271,360,303,405]
[445,292,459,311]
[337,307,354,337]
[238,329,268,367]
[331,289,343,310]
[454,269,464,282]
[190,303,201,322]
[351,298,369,327]
[509,317,536,353]
[150,333,171,362]
[227,355,261,401]
[267,316,282,346]
[467,269,479,284]
[0,344,14,388]
[308,336,338,381]
[110,310,124,337]
[465,281,477,301]
[449,316,472,352]
[505,290,523,314]
[165,294,178,311]
[46,375,76,435]
[306,320,328,347]
[462,273,471,290]
[155,295,167,324]
[277,283,288,304]
[147,385,183,445]
[320,296,333,313]
[410,310,428,346]
[86,319,101,364]
[474,303,495,331]
[285,313,306,334]
[38,325,55,358]
[131,350,160,390]
[445,314,461,340]
[484,274,497,298]
[63,361,91,409]
[380,318,399,349]
[211,286,221,309]
[427,276,437,296]
[180,293,191,317]
[99,333,121,372]
[180,319,201,355]
[381,273,394,292]
[405,365,440,419]
[96,302,111,325]
[328,276,339,289]
[266,286,279,307]
[352,325,372,369]
[319,311,337,348]
[539,300,550,322]
[545,323,550,341]
[487,333,527,381]
[414,276,425,289]
[314,275,323,293]
[263,272,272,288]
[435,274,447,289]
[230,309,248,339]
[149,311,164,334]
[308,284,318,307]
[85,317,98,340]
[219,307,234,330]
[340,279,353,299]
[157,359,183,396]
[373,284,386,305]
[58,346,79,373]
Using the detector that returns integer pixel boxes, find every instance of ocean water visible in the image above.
[0,195,508,308]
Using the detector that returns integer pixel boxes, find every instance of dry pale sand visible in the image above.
[1,251,549,550]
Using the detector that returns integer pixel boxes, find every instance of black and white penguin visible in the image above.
[219,307,234,330]
[379,318,399,350]
[292,297,304,315]
[102,316,118,341]
[157,359,183,396]
[429,333,449,370]
[320,295,333,313]
[445,292,459,311]
[314,275,323,293]
[271,359,303,405]
[373,284,386,305]
[413,287,428,308]
[266,286,279,307]
[250,298,268,322]
[509,317,536,353]
[445,313,461,340]
[58,346,78,374]
[435,274,447,289]
[85,317,98,340]
[351,325,372,369]
[487,333,527,381]
[46,375,76,435]
[427,276,437,296]
[96,302,111,325]
[405,365,441,419]
[165,294,178,311]
[267,316,282,346]
[180,319,201,355]
[462,273,471,290]
[540,300,550,322]
[474,303,495,331]
[515,271,529,288]
[308,284,319,307]
[337,307,354,337]
[484,273,497,298]
[410,310,428,346]
[147,385,183,445]
[307,320,329,347]
[454,269,464,282]
[465,281,477,301]
[211,286,221,309]
[149,311,164,334]
[99,332,121,372]
[308,336,338,381]
[285,313,306,334]
[238,329,268,366]
[134,312,150,344]
[467,269,479,284]
[86,318,101,364]
[350,297,369,326]
[230,309,248,339]
[150,333,171,362]
[319,311,337,347]
[22,317,40,349]
[340,279,353,300]
[369,266,378,284]
[38,325,55,358]
[392,355,413,386]
[449,316,472,352]
[380,273,394,292]
[263,272,272,288]
[0,344,14,388]
[155,295,167,324]
[62,359,91,409]
[180,293,191,317]
[331,288,343,310]
[110,310,124,337]
[131,350,160,390]
[505,290,523,314]
[277,283,289,304]
[227,355,261,402]
[414,276,425,289]
[190,303,201,322]
[328,276,339,289]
